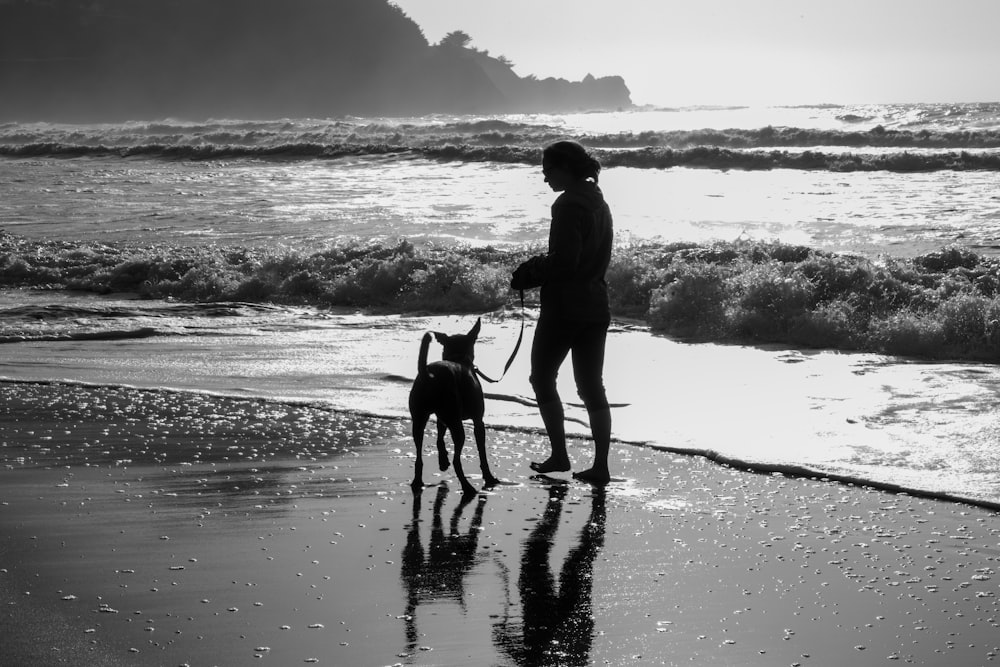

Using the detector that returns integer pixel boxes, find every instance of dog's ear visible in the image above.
[469,317,481,339]
[433,332,449,345]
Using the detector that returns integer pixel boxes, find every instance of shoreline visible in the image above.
[3,381,1000,666]
[6,374,1000,514]
[0,358,1000,511]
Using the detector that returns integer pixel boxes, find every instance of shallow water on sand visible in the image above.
[3,295,1000,507]
[3,383,1000,666]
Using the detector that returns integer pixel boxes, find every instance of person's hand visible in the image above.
[510,256,544,290]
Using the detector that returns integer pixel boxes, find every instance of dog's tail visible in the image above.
[417,332,432,375]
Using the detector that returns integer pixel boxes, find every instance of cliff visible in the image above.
[0,0,632,121]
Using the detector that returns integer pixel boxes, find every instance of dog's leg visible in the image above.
[473,418,500,487]
[435,420,450,472]
[411,412,430,490]
[447,421,478,496]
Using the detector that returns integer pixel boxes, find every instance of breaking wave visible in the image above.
[3,140,1000,173]
[4,112,1000,172]
[4,231,1000,363]
[0,327,159,344]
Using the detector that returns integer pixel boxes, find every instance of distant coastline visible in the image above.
[0,0,632,121]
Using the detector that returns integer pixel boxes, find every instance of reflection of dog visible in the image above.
[400,486,488,654]
[408,318,499,495]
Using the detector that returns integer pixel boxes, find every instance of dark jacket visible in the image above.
[512,182,613,322]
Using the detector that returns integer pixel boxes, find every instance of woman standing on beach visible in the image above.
[511,140,613,484]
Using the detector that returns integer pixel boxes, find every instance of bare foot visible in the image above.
[529,457,571,474]
[572,467,610,485]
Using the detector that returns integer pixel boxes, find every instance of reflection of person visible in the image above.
[511,140,613,484]
[492,483,607,665]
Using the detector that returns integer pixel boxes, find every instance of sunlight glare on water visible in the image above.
[598,331,1000,503]
[601,166,1000,255]
[260,157,549,247]
[4,152,1000,256]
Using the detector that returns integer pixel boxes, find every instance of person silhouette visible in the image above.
[511,140,614,484]
[492,482,608,665]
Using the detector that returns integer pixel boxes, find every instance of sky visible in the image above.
[391,0,1000,107]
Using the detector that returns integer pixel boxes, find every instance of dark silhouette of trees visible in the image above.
[439,30,475,50]
[0,0,631,121]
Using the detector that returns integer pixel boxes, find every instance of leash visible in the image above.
[474,290,524,384]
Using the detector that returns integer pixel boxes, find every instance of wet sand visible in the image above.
[2,381,1000,666]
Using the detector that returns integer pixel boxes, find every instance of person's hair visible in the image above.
[543,140,601,184]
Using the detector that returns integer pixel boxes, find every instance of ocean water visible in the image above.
[3,103,1000,507]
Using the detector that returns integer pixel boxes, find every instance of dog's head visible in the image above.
[433,317,481,366]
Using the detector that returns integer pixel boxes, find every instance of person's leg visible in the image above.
[570,321,611,484]
[529,317,572,473]
[532,399,569,472]
[574,408,610,483]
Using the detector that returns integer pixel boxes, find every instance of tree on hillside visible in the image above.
[439,30,473,50]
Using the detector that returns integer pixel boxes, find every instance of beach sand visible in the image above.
[2,381,1000,666]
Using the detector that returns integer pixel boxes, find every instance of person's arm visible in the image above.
[509,200,587,290]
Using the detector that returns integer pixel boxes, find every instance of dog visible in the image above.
[408,317,499,495]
